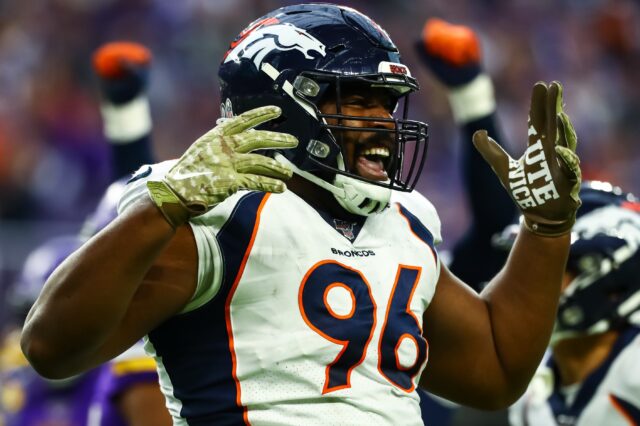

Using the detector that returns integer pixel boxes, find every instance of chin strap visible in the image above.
[274,153,390,216]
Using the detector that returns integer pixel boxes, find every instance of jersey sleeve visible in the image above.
[104,341,159,398]
[117,161,174,214]
[116,161,225,313]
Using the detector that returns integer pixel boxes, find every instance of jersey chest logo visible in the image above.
[333,219,357,241]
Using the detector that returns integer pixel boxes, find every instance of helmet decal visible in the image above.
[223,21,326,70]
[378,61,411,76]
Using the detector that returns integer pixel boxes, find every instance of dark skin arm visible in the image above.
[117,382,173,426]
[20,198,198,379]
[420,228,569,409]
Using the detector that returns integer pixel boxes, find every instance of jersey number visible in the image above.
[299,260,428,394]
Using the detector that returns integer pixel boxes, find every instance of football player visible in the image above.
[416,18,517,292]
[92,41,155,180]
[414,17,517,426]
[1,38,166,426]
[91,22,513,426]
[87,337,169,426]
[502,181,640,426]
[81,182,171,426]
[86,42,171,426]
[21,4,581,425]
[0,235,102,426]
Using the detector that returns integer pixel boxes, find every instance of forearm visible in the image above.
[94,42,155,179]
[481,228,569,395]
[21,199,175,377]
[111,133,155,179]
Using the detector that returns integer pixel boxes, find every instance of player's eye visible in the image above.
[342,95,367,106]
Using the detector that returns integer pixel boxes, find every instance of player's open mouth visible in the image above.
[355,146,390,181]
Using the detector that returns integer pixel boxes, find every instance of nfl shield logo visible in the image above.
[333,219,356,241]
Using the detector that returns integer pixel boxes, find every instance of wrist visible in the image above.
[100,95,152,143]
[448,74,496,124]
[523,215,576,238]
[146,181,191,229]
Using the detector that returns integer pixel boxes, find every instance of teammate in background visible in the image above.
[0,42,166,426]
[416,18,517,292]
[421,19,640,426]
[414,18,517,426]
[21,4,581,425]
[93,41,155,180]
[81,40,157,241]
[502,181,640,426]
[0,41,169,426]
[86,42,171,426]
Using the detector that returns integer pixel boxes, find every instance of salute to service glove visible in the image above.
[147,106,298,228]
[472,81,581,237]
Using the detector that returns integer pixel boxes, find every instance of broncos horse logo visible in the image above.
[223,20,326,69]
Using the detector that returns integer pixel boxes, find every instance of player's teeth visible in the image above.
[361,147,389,157]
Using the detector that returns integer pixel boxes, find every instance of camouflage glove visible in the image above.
[472,81,581,237]
[147,106,298,228]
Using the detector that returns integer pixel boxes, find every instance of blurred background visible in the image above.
[1,0,639,318]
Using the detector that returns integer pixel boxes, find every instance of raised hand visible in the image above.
[93,41,151,104]
[416,18,495,124]
[472,81,581,237]
[147,106,298,228]
[416,18,482,87]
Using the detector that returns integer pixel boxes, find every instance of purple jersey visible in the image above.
[1,365,100,426]
[87,342,160,426]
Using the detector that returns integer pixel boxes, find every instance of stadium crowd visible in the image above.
[0,0,639,285]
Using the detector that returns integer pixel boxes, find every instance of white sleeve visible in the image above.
[117,160,176,215]
[116,160,224,314]
[112,340,149,362]
[508,400,525,426]
[185,192,256,312]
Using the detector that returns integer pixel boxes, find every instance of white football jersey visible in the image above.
[509,327,640,426]
[119,161,442,426]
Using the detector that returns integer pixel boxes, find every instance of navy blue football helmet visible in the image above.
[218,3,428,215]
[494,181,640,344]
